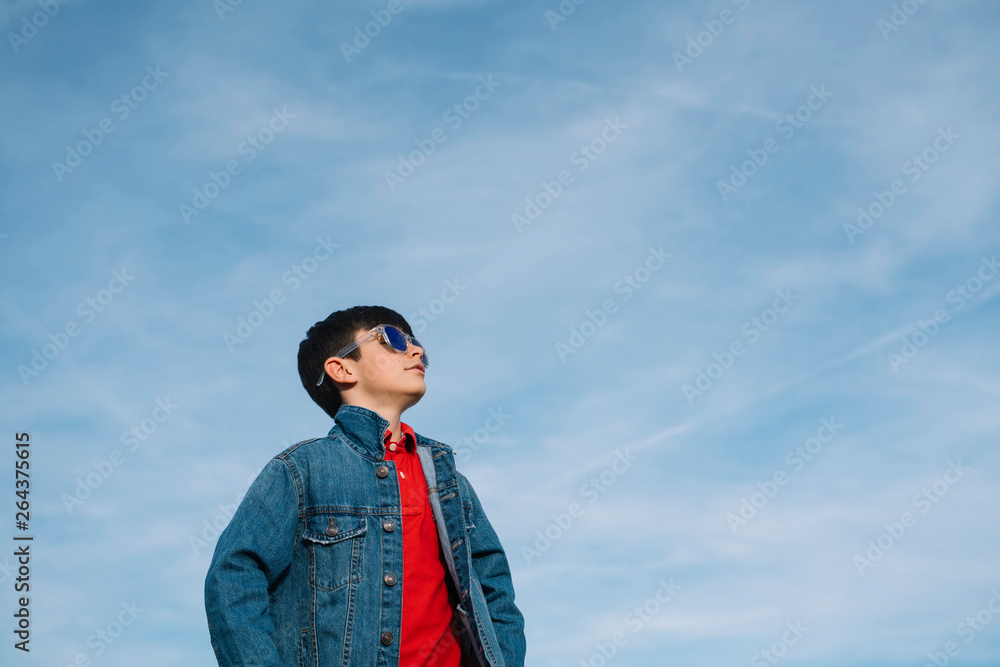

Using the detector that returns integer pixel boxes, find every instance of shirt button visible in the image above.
[388,443,397,452]
[382,519,395,532]
[380,631,393,645]
[376,465,389,478]
[383,573,396,586]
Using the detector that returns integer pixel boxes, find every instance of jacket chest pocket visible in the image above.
[302,512,367,592]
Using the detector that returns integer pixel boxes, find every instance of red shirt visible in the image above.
[383,422,472,666]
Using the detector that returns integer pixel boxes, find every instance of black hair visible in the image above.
[297,305,415,419]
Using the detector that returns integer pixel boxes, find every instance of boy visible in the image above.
[204,305,526,667]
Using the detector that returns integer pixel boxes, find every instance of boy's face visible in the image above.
[329,326,427,412]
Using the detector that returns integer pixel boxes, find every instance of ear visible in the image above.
[324,357,356,385]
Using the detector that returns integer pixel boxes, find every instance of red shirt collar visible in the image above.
[383,421,416,452]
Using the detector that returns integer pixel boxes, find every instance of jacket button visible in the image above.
[383,573,396,586]
[380,631,393,645]
[382,519,395,532]
[325,518,338,537]
[376,465,389,478]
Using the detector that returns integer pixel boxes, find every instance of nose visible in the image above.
[408,342,428,367]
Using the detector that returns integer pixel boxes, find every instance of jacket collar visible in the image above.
[330,403,456,459]
[329,404,396,460]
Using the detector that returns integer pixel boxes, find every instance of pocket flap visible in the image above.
[302,512,367,545]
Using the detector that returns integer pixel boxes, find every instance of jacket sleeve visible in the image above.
[204,457,300,667]
[460,472,527,667]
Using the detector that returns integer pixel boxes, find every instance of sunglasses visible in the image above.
[316,324,428,386]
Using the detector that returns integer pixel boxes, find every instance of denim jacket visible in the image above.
[204,404,526,667]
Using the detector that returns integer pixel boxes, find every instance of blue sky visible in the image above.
[2,0,999,665]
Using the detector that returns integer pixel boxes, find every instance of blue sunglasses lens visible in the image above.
[385,326,428,368]
[384,326,407,351]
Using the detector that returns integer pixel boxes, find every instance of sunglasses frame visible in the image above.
[316,324,427,386]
